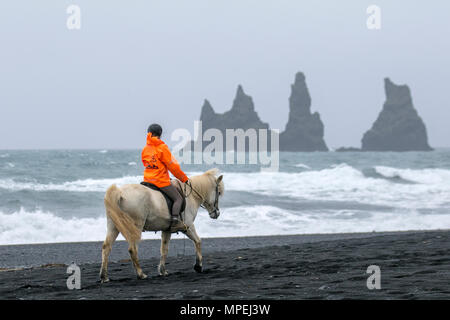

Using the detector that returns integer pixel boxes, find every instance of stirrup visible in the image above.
[169,217,187,233]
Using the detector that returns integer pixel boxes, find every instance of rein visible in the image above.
[184,180,219,214]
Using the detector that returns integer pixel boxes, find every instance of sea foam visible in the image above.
[0,176,142,192]
[1,206,448,245]
[1,165,449,210]
[221,164,450,209]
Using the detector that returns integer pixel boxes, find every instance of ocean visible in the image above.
[0,149,449,245]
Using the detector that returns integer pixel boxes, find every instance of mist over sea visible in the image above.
[0,149,449,245]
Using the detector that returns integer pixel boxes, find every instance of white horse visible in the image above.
[100,168,224,282]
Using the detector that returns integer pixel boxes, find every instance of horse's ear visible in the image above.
[217,175,223,183]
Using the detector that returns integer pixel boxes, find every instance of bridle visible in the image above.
[184,180,220,218]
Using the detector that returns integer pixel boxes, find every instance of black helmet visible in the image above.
[147,123,163,137]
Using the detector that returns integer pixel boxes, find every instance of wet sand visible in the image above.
[0,230,449,299]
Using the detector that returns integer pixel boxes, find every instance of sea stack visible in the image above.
[200,85,269,133]
[190,85,270,151]
[361,78,432,151]
[279,72,328,151]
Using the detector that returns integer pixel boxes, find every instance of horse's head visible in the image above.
[188,169,225,219]
[206,174,224,219]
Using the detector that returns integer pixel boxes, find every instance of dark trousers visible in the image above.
[160,184,184,219]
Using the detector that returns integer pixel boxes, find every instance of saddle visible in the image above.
[140,179,186,215]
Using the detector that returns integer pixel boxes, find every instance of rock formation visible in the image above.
[279,72,328,151]
[200,85,269,134]
[188,85,270,151]
[361,78,432,151]
[335,147,362,152]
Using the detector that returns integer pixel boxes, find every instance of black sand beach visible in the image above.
[1,230,449,300]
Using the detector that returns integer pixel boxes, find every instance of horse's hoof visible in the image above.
[100,278,110,283]
[137,273,148,280]
[158,265,169,276]
[194,264,203,273]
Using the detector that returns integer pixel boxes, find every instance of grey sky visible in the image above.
[0,0,448,149]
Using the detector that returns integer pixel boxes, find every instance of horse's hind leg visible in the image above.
[128,241,147,280]
[185,225,203,273]
[100,218,119,283]
[158,231,171,276]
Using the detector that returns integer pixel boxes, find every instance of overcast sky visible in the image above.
[0,0,448,149]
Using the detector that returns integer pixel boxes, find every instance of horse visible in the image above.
[99,168,224,282]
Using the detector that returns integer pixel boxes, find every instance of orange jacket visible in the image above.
[142,134,188,188]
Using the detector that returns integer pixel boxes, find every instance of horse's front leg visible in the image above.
[185,224,203,273]
[158,231,171,276]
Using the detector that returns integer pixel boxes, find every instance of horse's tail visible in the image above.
[104,184,141,243]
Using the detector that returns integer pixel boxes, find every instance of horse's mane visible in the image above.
[189,168,224,200]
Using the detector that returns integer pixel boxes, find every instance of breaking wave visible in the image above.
[0,165,449,210]
[222,164,450,209]
[294,163,311,169]
[0,176,142,192]
[374,166,450,184]
[0,164,449,245]
[1,206,448,245]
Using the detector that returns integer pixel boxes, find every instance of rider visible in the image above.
[141,123,189,230]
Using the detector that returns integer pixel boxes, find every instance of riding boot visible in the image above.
[170,215,186,232]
